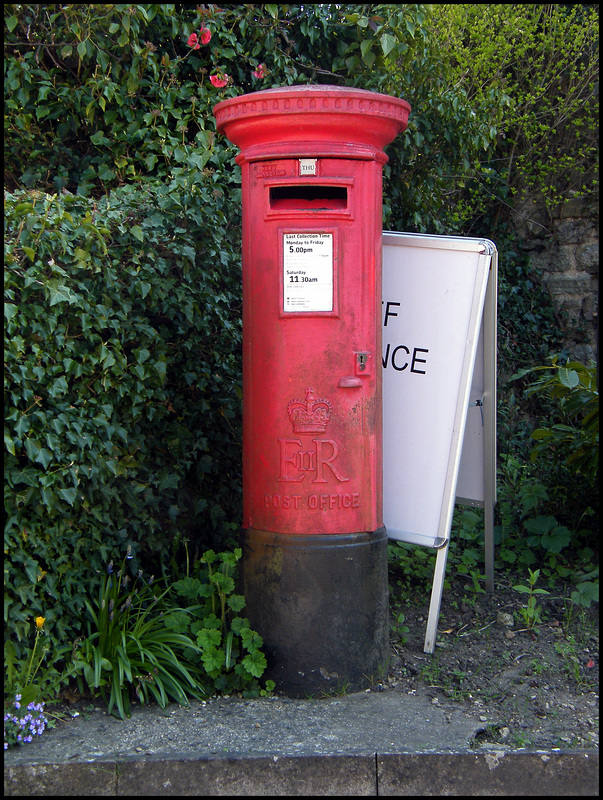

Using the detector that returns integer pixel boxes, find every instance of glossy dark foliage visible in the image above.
[5,179,242,647]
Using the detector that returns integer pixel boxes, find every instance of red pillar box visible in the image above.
[214,86,410,695]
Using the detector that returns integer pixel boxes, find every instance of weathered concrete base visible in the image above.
[5,751,598,796]
[242,528,390,697]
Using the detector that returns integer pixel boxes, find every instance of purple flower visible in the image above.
[4,694,47,750]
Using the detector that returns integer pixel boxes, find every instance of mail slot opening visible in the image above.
[270,185,348,210]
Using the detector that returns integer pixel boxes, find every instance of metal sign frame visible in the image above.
[382,231,497,653]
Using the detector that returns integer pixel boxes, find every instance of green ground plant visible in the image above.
[515,358,599,486]
[70,547,206,720]
[555,635,587,686]
[4,615,77,711]
[66,547,272,719]
[170,549,274,698]
[513,568,550,630]
[390,366,599,615]
[5,616,49,709]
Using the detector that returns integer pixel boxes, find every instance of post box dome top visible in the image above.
[213,84,411,163]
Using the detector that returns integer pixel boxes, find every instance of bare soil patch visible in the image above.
[384,572,599,750]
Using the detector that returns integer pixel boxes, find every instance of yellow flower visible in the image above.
[35,616,45,630]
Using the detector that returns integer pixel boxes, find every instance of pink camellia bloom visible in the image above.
[199,27,211,45]
[210,74,228,88]
[187,32,200,49]
[253,63,267,79]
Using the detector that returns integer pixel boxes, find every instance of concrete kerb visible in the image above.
[3,691,599,796]
[4,751,599,796]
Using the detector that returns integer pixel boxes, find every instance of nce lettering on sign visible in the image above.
[382,301,429,374]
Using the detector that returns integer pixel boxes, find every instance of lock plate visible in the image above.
[355,352,370,376]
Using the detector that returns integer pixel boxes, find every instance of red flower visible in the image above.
[253,63,267,79]
[187,32,200,50]
[199,27,212,45]
[210,74,229,88]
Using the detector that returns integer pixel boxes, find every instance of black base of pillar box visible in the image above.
[240,527,389,698]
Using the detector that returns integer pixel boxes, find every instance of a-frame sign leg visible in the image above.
[423,542,450,654]
[483,251,497,594]
[484,492,495,593]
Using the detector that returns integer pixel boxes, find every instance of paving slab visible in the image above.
[4,691,482,764]
[4,691,598,796]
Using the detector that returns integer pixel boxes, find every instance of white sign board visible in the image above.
[382,232,496,548]
[283,233,333,312]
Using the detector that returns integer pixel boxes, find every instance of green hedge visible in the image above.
[3,3,504,233]
[5,175,243,648]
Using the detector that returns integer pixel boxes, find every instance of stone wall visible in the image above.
[513,195,599,366]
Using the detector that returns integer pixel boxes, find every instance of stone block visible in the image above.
[4,762,117,796]
[117,754,377,796]
[377,751,599,796]
[575,243,599,273]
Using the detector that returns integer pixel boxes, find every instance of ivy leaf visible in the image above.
[97,164,115,181]
[58,487,78,505]
[230,617,250,635]
[240,627,263,651]
[35,448,54,470]
[541,526,572,554]
[48,282,80,306]
[24,438,42,462]
[163,611,191,634]
[4,431,16,456]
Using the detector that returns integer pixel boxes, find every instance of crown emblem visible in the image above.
[287,388,332,435]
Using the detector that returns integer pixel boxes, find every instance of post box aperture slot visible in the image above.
[270,185,347,211]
